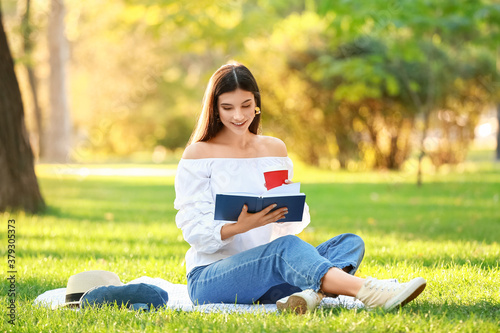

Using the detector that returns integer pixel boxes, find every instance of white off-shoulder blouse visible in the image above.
[174,156,310,274]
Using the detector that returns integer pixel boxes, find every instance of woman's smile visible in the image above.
[231,120,247,127]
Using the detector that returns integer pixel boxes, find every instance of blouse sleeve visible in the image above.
[174,160,232,254]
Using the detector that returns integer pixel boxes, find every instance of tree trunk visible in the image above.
[46,0,71,162]
[26,66,43,157]
[22,0,44,158]
[0,6,45,213]
[417,110,431,187]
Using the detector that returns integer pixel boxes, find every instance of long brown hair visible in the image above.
[188,62,261,144]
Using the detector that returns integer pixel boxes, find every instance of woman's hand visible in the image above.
[238,203,288,231]
[221,203,288,240]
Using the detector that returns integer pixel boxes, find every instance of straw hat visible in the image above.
[64,270,124,307]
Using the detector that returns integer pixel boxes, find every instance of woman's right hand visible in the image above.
[221,204,288,240]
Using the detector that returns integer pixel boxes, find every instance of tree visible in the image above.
[21,0,44,158]
[0,4,45,213]
[306,0,498,176]
[46,0,71,162]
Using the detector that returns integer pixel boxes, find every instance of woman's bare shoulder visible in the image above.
[181,142,214,159]
[258,136,288,157]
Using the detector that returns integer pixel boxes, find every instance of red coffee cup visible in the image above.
[264,167,288,190]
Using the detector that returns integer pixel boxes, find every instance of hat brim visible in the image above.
[53,301,80,310]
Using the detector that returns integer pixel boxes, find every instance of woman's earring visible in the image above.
[255,107,261,115]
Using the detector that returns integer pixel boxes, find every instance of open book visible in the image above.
[214,183,306,222]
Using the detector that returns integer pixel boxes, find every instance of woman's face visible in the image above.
[217,88,256,136]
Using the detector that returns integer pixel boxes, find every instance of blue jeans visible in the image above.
[80,283,169,310]
[187,233,365,304]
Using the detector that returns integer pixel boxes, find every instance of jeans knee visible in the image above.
[345,233,365,251]
[273,234,301,246]
[271,235,311,258]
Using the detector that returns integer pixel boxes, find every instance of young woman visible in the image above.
[174,62,426,313]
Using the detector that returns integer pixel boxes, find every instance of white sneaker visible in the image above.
[276,289,323,314]
[356,277,426,310]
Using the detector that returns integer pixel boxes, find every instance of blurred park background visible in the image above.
[2,0,499,165]
[1,0,500,209]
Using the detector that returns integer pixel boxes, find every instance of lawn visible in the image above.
[1,151,499,332]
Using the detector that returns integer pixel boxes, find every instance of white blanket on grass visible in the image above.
[34,276,364,313]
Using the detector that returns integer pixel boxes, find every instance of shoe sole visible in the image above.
[384,277,427,311]
[276,295,308,315]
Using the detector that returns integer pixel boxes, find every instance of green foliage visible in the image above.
[4,0,499,166]
[244,1,498,169]
[1,154,499,332]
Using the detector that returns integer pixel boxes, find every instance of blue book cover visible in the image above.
[214,183,306,222]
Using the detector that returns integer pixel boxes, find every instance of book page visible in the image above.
[262,182,301,196]
[218,192,258,197]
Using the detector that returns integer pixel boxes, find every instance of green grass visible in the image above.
[1,151,499,332]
